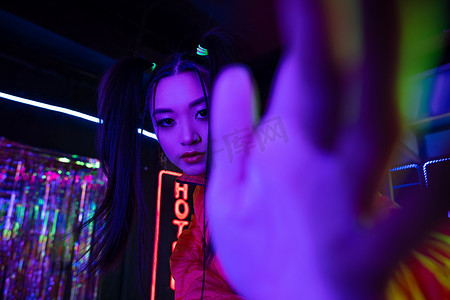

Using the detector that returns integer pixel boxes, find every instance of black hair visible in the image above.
[83,26,238,298]
[89,56,152,273]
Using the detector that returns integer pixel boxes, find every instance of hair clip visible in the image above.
[144,62,157,75]
[196,45,208,56]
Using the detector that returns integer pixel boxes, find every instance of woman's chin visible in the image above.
[180,163,206,176]
[183,168,206,176]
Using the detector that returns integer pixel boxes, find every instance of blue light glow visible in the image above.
[423,158,450,188]
[0,91,158,141]
[139,128,158,140]
[0,92,100,123]
[390,164,419,172]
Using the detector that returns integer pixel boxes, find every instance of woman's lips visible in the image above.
[181,152,205,163]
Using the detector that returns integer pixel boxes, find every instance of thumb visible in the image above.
[208,64,259,189]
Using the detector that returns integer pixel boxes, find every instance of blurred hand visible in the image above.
[207,1,445,299]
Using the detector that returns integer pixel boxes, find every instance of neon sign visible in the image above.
[151,170,195,300]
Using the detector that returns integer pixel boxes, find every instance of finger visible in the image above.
[343,0,400,163]
[267,0,342,150]
[207,65,268,299]
[342,0,447,213]
[208,64,259,189]
[353,0,447,149]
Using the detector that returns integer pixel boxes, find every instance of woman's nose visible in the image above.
[180,126,201,146]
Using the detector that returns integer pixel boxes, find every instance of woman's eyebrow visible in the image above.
[189,97,206,108]
[153,97,206,116]
[153,108,173,115]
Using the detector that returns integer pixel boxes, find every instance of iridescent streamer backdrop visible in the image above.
[0,138,106,299]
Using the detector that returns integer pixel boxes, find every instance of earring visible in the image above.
[160,151,168,171]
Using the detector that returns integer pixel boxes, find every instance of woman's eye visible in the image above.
[196,109,208,119]
[156,118,175,127]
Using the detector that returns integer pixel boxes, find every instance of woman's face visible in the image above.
[152,71,208,176]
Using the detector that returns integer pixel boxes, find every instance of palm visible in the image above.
[207,1,440,299]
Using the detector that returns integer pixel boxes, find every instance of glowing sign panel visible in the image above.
[151,170,196,300]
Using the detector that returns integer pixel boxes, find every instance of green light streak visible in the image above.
[34,205,39,220]
[51,209,59,237]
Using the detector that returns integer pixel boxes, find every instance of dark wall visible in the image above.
[0,47,101,158]
[0,10,110,158]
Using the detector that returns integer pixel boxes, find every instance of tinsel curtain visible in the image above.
[0,138,106,299]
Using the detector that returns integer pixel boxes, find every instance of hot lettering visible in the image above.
[174,199,189,220]
[174,182,188,200]
[172,219,189,238]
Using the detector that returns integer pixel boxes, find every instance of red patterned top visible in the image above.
[170,175,449,299]
[170,174,244,300]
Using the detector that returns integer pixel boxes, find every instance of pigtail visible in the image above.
[91,57,152,274]
[187,27,239,271]
[199,26,240,87]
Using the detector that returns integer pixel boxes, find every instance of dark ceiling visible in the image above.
[0,1,449,160]
[1,0,281,68]
[0,0,281,158]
